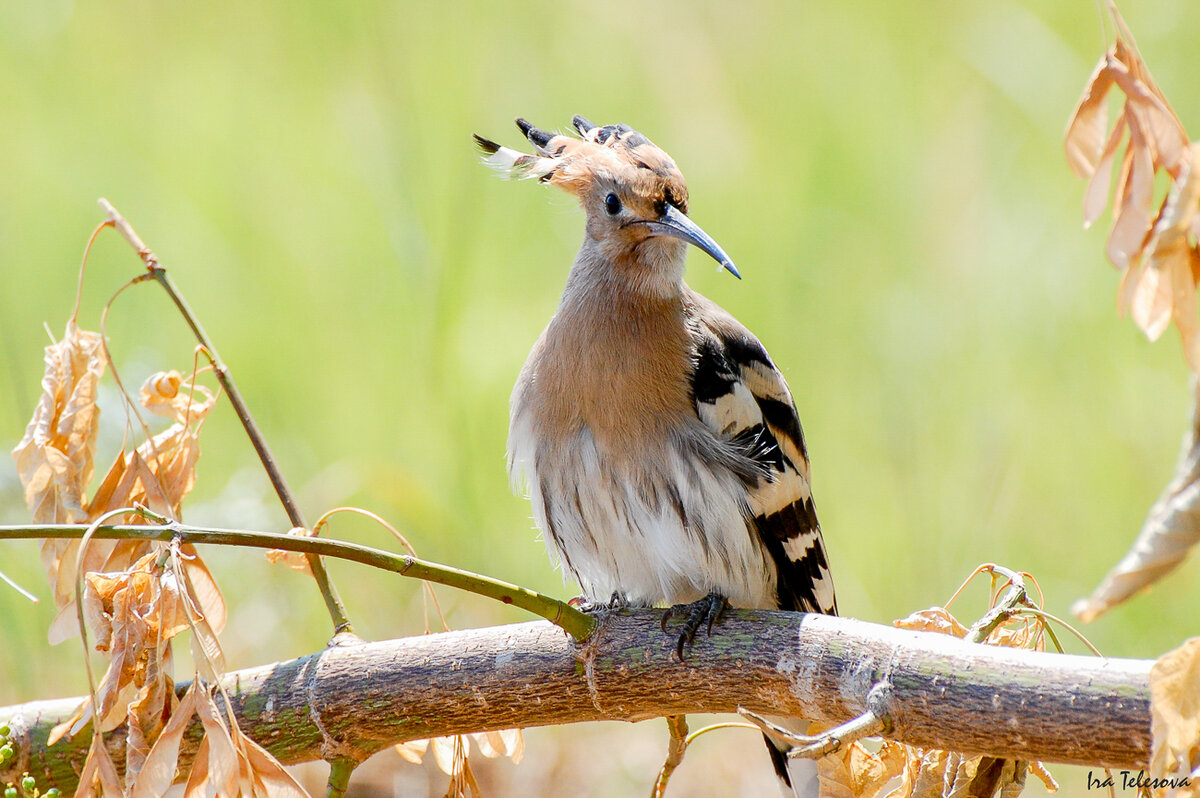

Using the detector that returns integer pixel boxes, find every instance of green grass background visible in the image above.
[1,1,1198,795]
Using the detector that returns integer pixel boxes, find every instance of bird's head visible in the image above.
[475,116,739,283]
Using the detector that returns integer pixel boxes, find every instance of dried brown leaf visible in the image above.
[1109,39,1188,177]
[140,370,216,426]
[266,527,316,575]
[240,734,311,798]
[909,749,949,798]
[1107,123,1155,272]
[196,683,241,797]
[53,551,192,750]
[131,680,198,798]
[125,646,178,789]
[1073,380,1200,621]
[1068,8,1199,383]
[1145,142,1200,367]
[1065,52,1116,179]
[182,736,212,798]
[819,740,907,798]
[395,737,430,764]
[42,370,216,649]
[444,746,482,798]
[1150,637,1200,782]
[944,756,1024,798]
[1126,256,1174,341]
[179,559,227,682]
[432,735,459,776]
[882,748,922,798]
[181,544,227,635]
[11,321,106,524]
[85,372,213,523]
[176,679,311,798]
[1084,113,1128,229]
[479,728,523,764]
[893,607,968,638]
[74,731,125,798]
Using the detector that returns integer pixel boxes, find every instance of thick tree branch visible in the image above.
[0,610,1150,793]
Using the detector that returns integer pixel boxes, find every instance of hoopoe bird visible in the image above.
[476,116,837,797]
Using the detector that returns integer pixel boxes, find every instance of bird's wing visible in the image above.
[688,295,837,615]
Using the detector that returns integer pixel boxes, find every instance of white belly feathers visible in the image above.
[509,414,777,609]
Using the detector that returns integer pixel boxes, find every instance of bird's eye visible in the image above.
[604,193,622,216]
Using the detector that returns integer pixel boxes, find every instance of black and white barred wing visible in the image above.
[689,304,837,616]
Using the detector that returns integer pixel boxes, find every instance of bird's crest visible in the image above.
[474,116,690,213]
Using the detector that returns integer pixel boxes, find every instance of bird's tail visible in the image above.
[764,725,820,798]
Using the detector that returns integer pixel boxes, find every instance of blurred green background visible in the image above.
[2,1,1198,795]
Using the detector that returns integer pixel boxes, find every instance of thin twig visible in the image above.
[739,700,889,760]
[650,715,689,798]
[1017,607,1105,657]
[310,507,450,633]
[0,569,38,603]
[0,520,597,641]
[97,198,353,637]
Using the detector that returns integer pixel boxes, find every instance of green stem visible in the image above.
[97,198,352,637]
[0,522,597,640]
[326,758,357,798]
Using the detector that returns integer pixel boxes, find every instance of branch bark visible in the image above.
[0,610,1151,793]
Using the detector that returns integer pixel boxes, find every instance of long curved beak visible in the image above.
[642,205,740,279]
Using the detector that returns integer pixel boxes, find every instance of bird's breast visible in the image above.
[517,291,695,456]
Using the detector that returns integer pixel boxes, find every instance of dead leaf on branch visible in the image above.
[131,679,200,798]
[64,541,287,795]
[817,740,907,798]
[75,729,126,798]
[1149,637,1200,798]
[265,526,318,575]
[1074,379,1200,622]
[38,368,221,648]
[48,550,189,747]
[8,319,232,789]
[1122,142,1200,367]
[11,320,106,524]
[142,680,311,798]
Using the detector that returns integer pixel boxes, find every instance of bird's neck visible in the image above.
[567,235,687,302]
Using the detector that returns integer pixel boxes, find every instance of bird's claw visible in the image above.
[661,592,728,660]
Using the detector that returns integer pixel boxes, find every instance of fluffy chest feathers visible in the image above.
[518,282,694,455]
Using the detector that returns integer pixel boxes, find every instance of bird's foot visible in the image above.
[661,591,728,660]
[570,591,631,613]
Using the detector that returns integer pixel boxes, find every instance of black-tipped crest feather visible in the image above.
[515,117,554,148]
[473,133,500,154]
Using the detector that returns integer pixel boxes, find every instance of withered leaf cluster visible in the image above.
[1065,19,1200,368]
[1149,637,1200,798]
[10,319,307,796]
